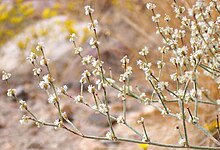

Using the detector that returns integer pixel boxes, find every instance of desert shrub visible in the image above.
[2,0,220,149]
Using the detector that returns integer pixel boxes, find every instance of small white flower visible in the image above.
[54,119,62,129]
[84,5,94,15]
[157,82,168,91]
[146,3,156,10]
[74,47,83,54]
[152,14,161,22]
[69,33,77,42]
[106,131,114,140]
[74,95,84,103]
[19,115,29,125]
[81,55,95,65]
[99,104,108,113]
[35,122,41,128]
[170,73,178,81]
[116,116,125,124]
[164,14,171,21]
[188,116,199,124]
[139,93,146,99]
[33,68,42,76]
[26,52,37,64]
[7,88,16,97]
[178,138,186,145]
[89,38,99,49]
[40,57,50,66]
[92,105,98,110]
[217,99,220,105]
[57,85,68,95]
[188,8,194,16]
[120,55,130,69]
[161,108,171,116]
[176,113,183,120]
[80,70,91,84]
[137,117,144,124]
[19,100,27,111]
[36,42,44,51]
[43,74,55,83]
[157,60,165,69]
[139,46,149,56]
[88,85,96,94]
[39,81,50,90]
[88,19,98,31]
[2,71,11,81]
[92,59,103,68]
[48,94,59,104]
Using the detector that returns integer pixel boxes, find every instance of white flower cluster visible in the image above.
[89,37,100,49]
[39,74,55,91]
[105,131,114,140]
[2,71,11,81]
[74,95,84,104]
[57,85,68,95]
[36,42,44,52]
[137,117,144,124]
[7,88,16,97]
[116,115,125,124]
[19,100,27,111]
[26,52,37,64]
[69,33,77,42]
[146,3,156,10]
[84,5,94,15]
[119,56,132,82]
[98,103,109,114]
[54,119,62,129]
[48,94,59,104]
[139,46,149,56]
[19,115,29,125]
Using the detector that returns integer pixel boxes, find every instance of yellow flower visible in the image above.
[204,120,220,132]
[138,144,149,150]
[42,8,57,19]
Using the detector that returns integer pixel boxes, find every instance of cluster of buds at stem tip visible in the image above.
[84,5,94,15]
[36,42,44,52]
[2,71,11,81]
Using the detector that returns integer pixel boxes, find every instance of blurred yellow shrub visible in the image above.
[0,0,35,46]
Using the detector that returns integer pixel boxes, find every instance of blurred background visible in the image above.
[0,0,219,149]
